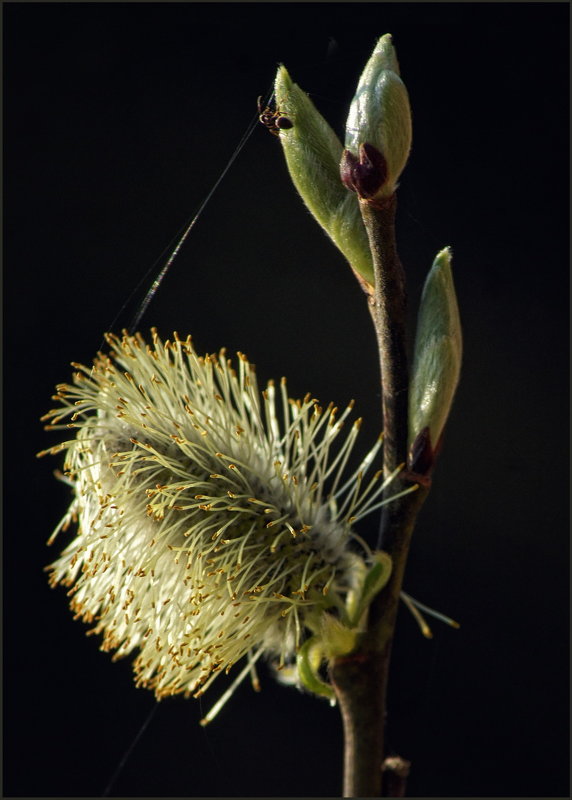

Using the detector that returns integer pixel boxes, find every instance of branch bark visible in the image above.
[361,195,409,483]
[330,194,429,797]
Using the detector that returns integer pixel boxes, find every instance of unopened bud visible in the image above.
[274,65,375,285]
[408,248,462,476]
[344,34,412,201]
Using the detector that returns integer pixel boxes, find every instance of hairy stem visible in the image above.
[330,194,429,797]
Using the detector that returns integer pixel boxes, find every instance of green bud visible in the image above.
[408,248,462,476]
[274,65,375,285]
[342,34,412,201]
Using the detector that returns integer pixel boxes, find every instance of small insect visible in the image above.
[257,95,293,136]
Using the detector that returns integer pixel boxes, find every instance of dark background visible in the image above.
[4,2,569,797]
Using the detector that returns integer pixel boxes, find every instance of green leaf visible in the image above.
[349,550,393,626]
[319,613,358,659]
[296,635,336,701]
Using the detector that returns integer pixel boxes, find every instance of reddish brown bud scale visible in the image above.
[405,427,445,487]
[340,143,388,200]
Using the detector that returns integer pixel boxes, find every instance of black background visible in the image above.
[4,2,569,798]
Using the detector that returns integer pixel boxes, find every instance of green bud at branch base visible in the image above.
[295,550,392,701]
[408,248,462,478]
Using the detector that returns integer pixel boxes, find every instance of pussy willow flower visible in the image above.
[40,330,406,718]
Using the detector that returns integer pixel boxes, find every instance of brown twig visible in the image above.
[330,194,430,797]
[361,195,409,481]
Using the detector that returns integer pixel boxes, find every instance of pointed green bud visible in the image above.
[274,66,375,285]
[342,34,412,201]
[408,248,462,478]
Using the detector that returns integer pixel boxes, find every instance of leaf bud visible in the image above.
[408,248,462,478]
[274,65,375,285]
[343,34,412,201]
